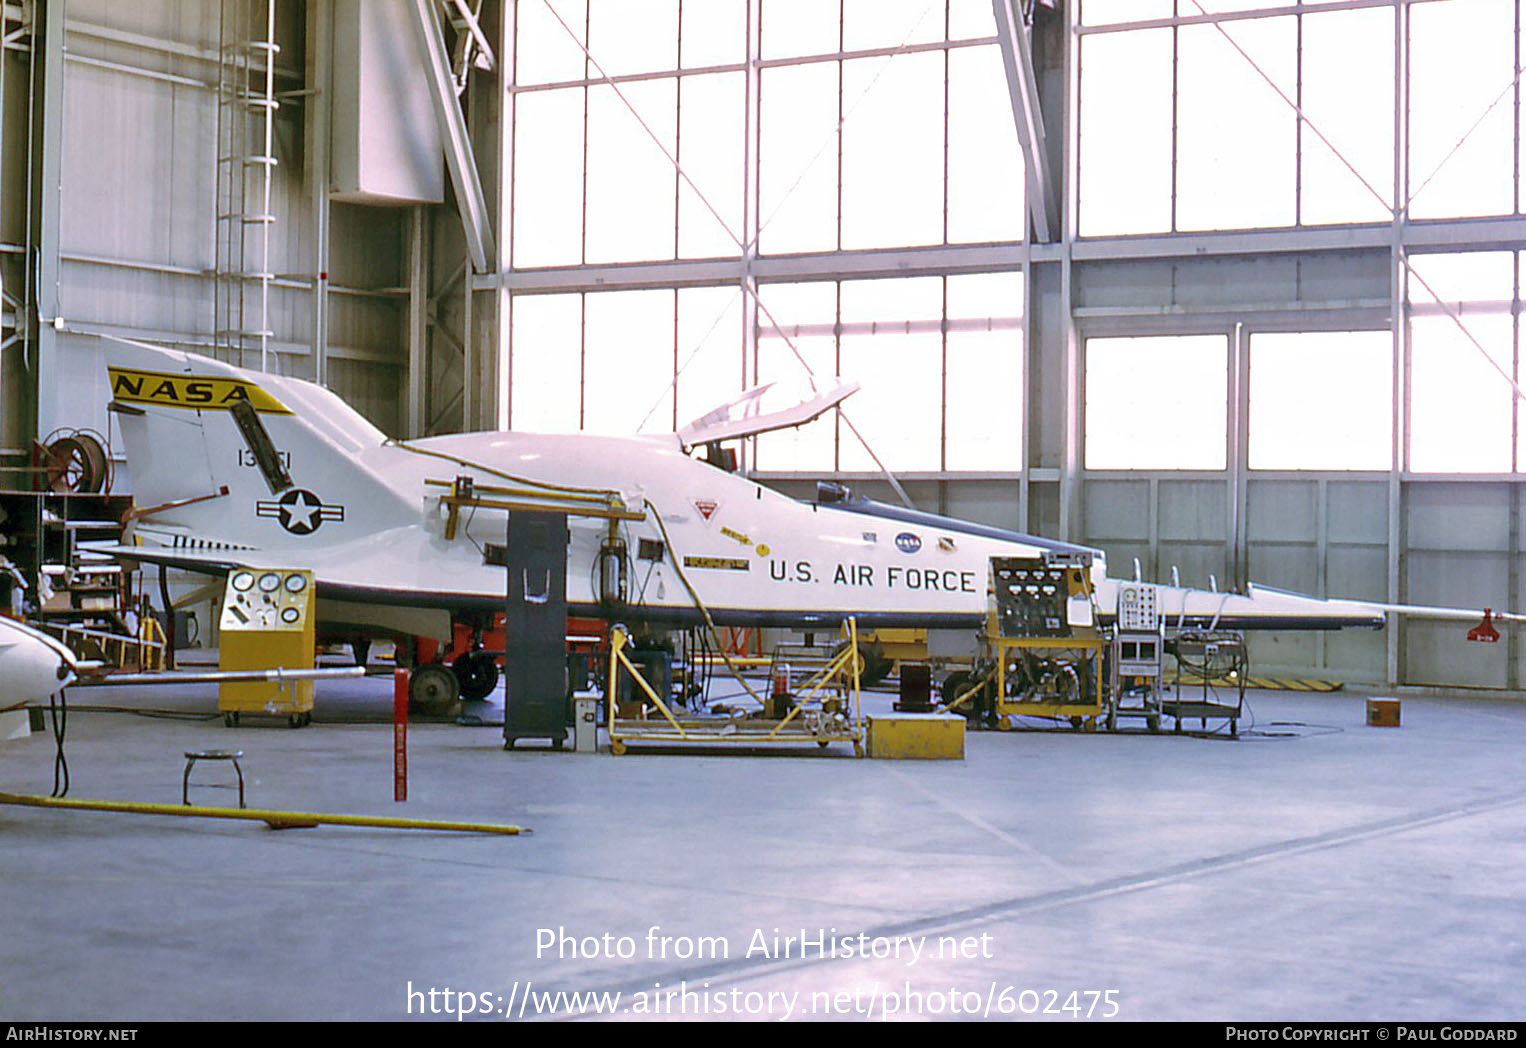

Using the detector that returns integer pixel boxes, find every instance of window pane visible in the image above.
[761,0,840,60]
[587,0,678,77]
[756,281,838,339]
[946,329,1021,469]
[839,330,942,471]
[759,62,840,254]
[1193,0,1306,11]
[1176,17,1296,231]
[1410,314,1514,473]
[1299,8,1393,225]
[842,51,945,249]
[510,294,582,432]
[1408,252,1515,307]
[678,72,745,258]
[1248,332,1392,470]
[583,290,676,435]
[839,277,945,471]
[1085,336,1228,469]
[840,275,942,324]
[1408,0,1514,220]
[680,0,746,68]
[843,0,946,51]
[585,80,677,263]
[1079,28,1172,235]
[753,283,837,470]
[515,0,588,86]
[946,271,1022,320]
[948,45,1025,243]
[1082,0,1171,25]
[948,0,995,39]
[675,286,745,428]
[946,273,1023,470]
[753,337,838,469]
[512,88,585,267]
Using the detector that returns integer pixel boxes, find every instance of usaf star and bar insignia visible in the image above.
[256,488,345,536]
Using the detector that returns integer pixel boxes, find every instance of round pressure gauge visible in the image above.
[231,571,255,592]
[257,572,281,593]
[284,574,308,594]
[280,606,301,624]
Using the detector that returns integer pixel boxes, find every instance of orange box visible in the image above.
[1366,698,1401,727]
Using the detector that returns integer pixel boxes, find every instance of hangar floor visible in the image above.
[1,669,1522,1023]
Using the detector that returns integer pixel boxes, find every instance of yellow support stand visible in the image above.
[607,622,864,757]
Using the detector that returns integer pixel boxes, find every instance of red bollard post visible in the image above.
[393,669,408,802]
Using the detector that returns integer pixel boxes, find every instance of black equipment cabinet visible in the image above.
[503,511,571,749]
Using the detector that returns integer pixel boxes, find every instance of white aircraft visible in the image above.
[100,340,1386,705]
[0,616,77,707]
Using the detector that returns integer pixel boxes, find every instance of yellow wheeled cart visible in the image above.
[218,568,316,727]
[991,634,1106,731]
[983,552,1106,731]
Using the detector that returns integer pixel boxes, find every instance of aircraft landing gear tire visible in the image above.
[452,650,500,702]
[410,664,461,717]
[835,639,891,688]
[940,671,992,725]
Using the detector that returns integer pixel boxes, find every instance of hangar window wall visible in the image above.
[510,273,1024,474]
[1077,2,1526,482]
[511,0,1022,264]
[1248,331,1393,472]
[754,273,1024,473]
[1081,329,1409,473]
[1084,336,1229,470]
[1078,0,1523,235]
[1082,312,1525,478]
[505,0,1026,476]
[1407,251,1520,474]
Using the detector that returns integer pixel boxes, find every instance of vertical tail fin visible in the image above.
[106,341,413,550]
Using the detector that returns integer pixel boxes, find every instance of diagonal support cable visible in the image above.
[1407,65,1526,210]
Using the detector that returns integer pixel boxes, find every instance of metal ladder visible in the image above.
[213,0,279,371]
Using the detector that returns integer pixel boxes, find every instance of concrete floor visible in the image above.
[2,670,1523,1022]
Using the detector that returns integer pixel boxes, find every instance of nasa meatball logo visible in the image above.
[895,532,922,554]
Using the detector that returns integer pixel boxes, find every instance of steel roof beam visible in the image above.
[408,0,495,273]
[992,0,1059,244]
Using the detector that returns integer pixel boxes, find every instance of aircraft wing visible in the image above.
[676,380,859,450]
[1368,602,1526,625]
[94,529,505,616]
[1240,585,1526,631]
[1095,579,1387,631]
[90,541,249,578]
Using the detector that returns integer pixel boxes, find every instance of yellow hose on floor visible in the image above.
[0,791,528,834]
